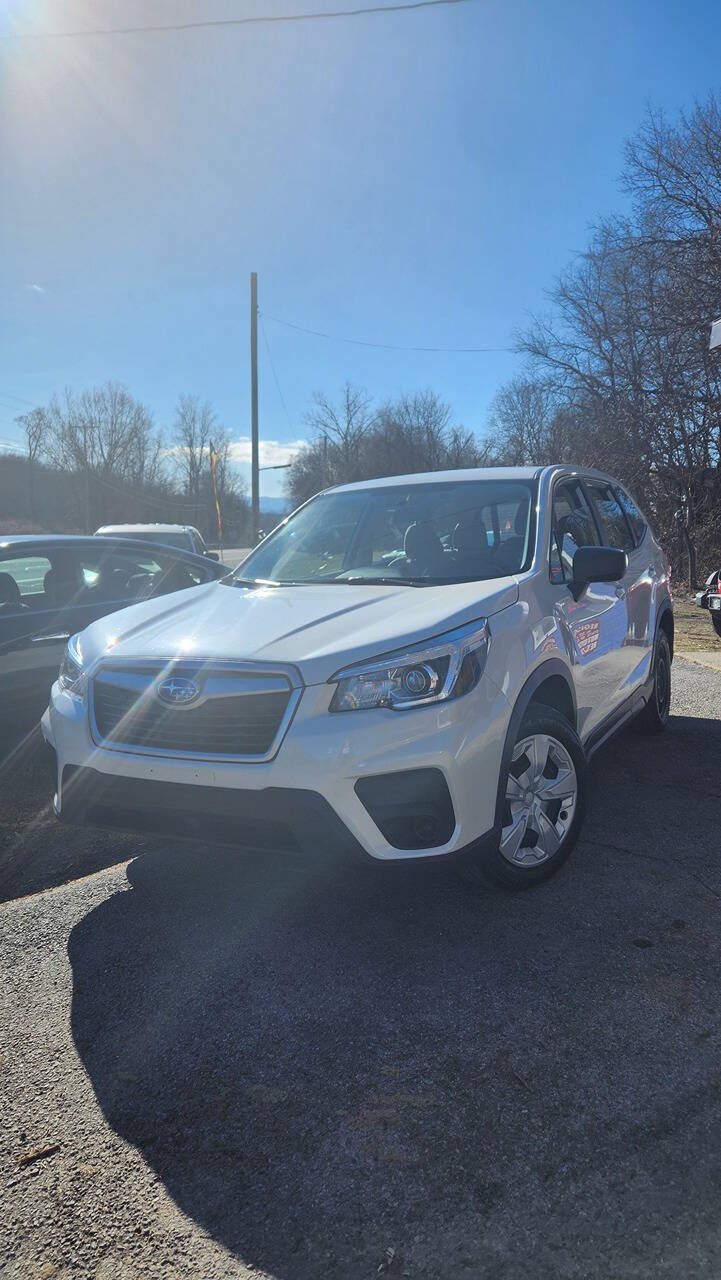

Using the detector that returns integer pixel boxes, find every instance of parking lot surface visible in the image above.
[2,658,721,1280]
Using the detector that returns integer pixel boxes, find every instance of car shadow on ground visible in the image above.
[67,712,721,1279]
[0,721,165,903]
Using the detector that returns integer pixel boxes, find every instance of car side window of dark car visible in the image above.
[585,483,635,553]
[614,487,646,546]
[70,546,213,604]
[550,481,599,584]
[0,554,53,614]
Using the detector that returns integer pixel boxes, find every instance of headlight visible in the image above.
[58,634,87,698]
[329,619,489,712]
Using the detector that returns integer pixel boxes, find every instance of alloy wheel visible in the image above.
[500,733,578,867]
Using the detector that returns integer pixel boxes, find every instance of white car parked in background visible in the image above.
[95,523,219,561]
[44,466,673,887]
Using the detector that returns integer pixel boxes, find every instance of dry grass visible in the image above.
[673,595,720,652]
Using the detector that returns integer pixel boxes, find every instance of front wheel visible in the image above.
[462,707,586,889]
[712,613,721,641]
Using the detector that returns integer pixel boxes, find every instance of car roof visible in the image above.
[327,466,543,492]
[0,533,214,563]
[325,464,633,494]
[95,523,191,533]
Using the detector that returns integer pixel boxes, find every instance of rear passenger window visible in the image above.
[614,487,646,545]
[586,483,634,552]
[0,555,53,613]
[550,482,599,583]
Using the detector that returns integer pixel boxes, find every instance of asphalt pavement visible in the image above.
[2,659,721,1279]
[218,547,251,573]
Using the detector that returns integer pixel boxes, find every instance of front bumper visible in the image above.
[41,671,510,862]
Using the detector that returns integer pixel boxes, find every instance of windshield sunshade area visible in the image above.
[232,479,538,587]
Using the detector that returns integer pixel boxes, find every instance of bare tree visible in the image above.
[15,406,49,521]
[287,387,491,508]
[35,382,163,530]
[303,383,373,484]
[513,92,721,586]
[173,395,217,524]
[3,387,251,540]
[486,378,559,465]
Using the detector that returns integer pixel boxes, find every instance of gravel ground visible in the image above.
[2,658,721,1280]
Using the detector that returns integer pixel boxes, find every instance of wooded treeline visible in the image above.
[4,386,252,543]
[288,96,721,586]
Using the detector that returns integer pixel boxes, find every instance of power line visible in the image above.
[262,311,513,353]
[260,315,295,433]
[0,0,475,41]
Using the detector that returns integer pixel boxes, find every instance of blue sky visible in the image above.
[0,0,719,497]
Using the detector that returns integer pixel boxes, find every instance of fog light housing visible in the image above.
[355,768,455,849]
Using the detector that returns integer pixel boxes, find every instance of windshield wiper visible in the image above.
[230,577,307,587]
[331,576,424,587]
[229,575,424,588]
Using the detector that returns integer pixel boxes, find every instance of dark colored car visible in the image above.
[696,569,721,639]
[0,535,225,724]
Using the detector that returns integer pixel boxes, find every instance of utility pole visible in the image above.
[83,421,91,532]
[250,271,259,544]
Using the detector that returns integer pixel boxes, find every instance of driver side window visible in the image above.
[70,548,204,604]
[550,482,599,583]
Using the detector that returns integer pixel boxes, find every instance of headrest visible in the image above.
[0,572,21,606]
[515,502,529,536]
[404,521,443,561]
[556,514,586,547]
[44,566,81,603]
[452,512,488,553]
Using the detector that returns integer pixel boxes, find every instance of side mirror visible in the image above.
[205,550,220,562]
[570,546,627,601]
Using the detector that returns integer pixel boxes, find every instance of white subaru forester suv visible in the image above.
[43,466,673,887]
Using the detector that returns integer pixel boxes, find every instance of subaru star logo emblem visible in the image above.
[156,676,200,706]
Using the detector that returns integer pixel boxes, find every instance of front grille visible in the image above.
[91,664,296,759]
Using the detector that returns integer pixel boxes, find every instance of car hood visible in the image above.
[77,577,519,685]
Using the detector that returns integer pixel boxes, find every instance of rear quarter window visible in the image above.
[0,555,53,608]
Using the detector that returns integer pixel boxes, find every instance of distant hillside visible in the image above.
[0,452,252,543]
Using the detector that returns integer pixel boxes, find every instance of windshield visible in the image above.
[232,479,537,586]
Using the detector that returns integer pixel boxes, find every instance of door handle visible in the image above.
[615,586,626,599]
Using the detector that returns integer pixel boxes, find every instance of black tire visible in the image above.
[460,706,586,890]
[712,613,721,641]
[635,629,671,734]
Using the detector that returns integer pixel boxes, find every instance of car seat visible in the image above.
[494,501,529,572]
[403,522,447,576]
[0,572,25,612]
[451,510,488,553]
[43,567,83,607]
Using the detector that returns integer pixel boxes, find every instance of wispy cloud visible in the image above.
[227,437,306,467]
[25,283,46,294]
